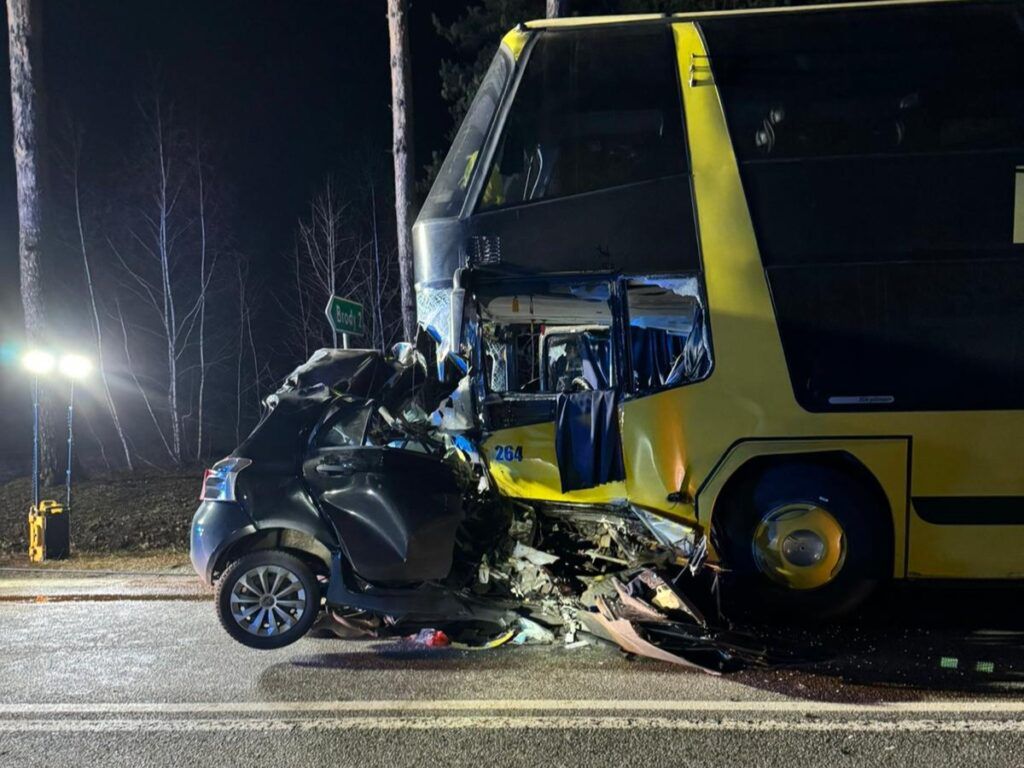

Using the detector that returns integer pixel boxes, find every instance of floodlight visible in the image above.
[58,353,92,380]
[22,349,55,375]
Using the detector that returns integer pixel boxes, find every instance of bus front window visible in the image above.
[420,50,514,220]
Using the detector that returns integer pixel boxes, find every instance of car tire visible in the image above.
[712,461,891,621]
[216,550,321,649]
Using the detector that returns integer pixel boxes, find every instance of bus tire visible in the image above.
[712,461,891,621]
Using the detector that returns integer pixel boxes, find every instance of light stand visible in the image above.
[22,349,89,562]
[31,374,40,510]
[65,380,75,514]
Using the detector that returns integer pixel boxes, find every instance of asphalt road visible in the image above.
[1,579,1023,767]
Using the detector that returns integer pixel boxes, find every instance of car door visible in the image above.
[302,400,465,584]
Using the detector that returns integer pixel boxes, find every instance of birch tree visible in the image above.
[285,177,403,358]
[194,145,213,460]
[387,0,417,341]
[69,129,133,470]
[297,180,346,349]
[116,93,212,466]
[125,95,186,464]
[112,295,176,463]
[234,257,265,443]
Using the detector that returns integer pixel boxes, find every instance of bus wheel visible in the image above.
[713,462,890,620]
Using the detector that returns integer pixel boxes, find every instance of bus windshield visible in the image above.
[420,49,514,220]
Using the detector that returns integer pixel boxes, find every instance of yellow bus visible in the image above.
[412,0,1024,616]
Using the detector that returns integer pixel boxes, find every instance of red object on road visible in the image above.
[410,628,451,647]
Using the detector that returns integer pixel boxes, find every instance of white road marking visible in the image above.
[2,699,1024,715]
[0,716,1023,733]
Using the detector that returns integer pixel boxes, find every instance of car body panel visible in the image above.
[190,501,257,584]
[302,447,465,583]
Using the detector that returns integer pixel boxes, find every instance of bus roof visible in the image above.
[518,0,971,32]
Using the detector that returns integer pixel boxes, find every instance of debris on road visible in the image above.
[512,617,556,645]
[451,628,516,651]
[409,628,451,648]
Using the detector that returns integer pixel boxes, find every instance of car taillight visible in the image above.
[200,458,252,502]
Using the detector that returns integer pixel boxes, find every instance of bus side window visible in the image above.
[626,277,712,392]
[476,280,614,394]
[543,329,611,393]
[705,5,1024,161]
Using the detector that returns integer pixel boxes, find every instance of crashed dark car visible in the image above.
[190,333,766,671]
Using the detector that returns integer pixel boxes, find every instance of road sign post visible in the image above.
[325,295,364,349]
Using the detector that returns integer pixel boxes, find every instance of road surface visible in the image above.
[0,574,1022,767]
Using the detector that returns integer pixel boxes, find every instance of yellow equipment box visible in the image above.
[28,500,70,562]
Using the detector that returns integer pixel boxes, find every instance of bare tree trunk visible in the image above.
[324,185,338,349]
[6,0,43,340]
[370,183,385,352]
[7,0,60,485]
[546,0,569,18]
[152,102,183,465]
[297,181,346,350]
[80,408,111,473]
[387,0,417,341]
[195,147,208,461]
[71,136,133,471]
[292,240,309,360]
[235,260,245,445]
[245,297,259,411]
[115,300,176,463]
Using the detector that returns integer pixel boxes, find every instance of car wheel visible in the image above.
[216,550,321,649]
[713,461,891,621]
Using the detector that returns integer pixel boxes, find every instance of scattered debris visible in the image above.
[631,569,707,627]
[451,489,768,673]
[511,542,560,567]
[583,596,719,674]
[409,628,451,648]
[512,617,556,645]
[451,629,516,651]
[563,638,592,650]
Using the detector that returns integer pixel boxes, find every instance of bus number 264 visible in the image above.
[494,445,524,462]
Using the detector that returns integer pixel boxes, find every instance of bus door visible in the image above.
[473,277,629,503]
[616,276,714,515]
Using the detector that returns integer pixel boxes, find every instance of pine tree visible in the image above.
[388,0,418,341]
[7,0,61,485]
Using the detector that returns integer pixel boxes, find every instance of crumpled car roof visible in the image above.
[280,348,399,398]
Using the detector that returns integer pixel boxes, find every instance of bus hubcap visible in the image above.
[751,503,846,590]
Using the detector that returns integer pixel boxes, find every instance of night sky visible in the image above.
[0,0,472,334]
[0,0,483,466]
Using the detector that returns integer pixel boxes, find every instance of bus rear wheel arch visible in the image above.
[710,453,893,620]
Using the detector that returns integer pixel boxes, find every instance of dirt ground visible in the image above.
[0,470,198,568]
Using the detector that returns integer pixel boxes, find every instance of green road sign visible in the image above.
[325,295,363,336]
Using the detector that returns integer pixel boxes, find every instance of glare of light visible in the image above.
[58,353,92,380]
[0,342,17,365]
[21,349,55,375]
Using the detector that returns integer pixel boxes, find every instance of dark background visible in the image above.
[0,0,474,472]
[0,0,473,332]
